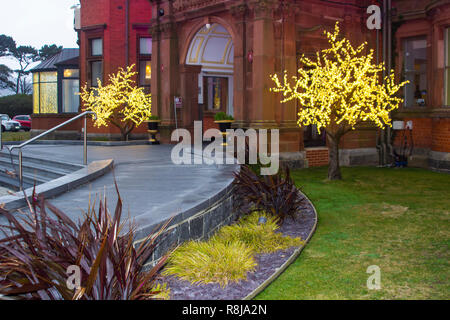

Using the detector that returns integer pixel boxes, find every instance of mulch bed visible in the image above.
[160,194,317,300]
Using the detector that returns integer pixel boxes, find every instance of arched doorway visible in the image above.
[185,23,234,124]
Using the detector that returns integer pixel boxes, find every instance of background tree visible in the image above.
[0,65,15,91]
[80,65,152,141]
[39,44,63,61]
[1,35,62,95]
[270,23,407,180]
[0,35,16,92]
[12,45,39,94]
[0,34,15,57]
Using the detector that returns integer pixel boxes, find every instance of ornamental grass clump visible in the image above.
[163,238,256,287]
[163,212,303,287]
[0,187,170,300]
[216,212,303,254]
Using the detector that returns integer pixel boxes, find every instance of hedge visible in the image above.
[0,94,32,117]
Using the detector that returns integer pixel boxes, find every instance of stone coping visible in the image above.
[2,140,151,147]
[0,159,114,211]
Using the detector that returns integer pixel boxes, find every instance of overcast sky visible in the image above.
[0,0,79,49]
[0,1,80,95]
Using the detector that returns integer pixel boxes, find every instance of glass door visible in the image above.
[203,76,228,112]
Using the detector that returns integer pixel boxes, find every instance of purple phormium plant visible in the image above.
[233,165,306,225]
[0,184,171,300]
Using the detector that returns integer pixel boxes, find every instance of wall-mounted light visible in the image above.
[158,9,165,17]
[64,69,72,77]
[258,216,267,225]
[205,17,212,30]
[247,50,254,64]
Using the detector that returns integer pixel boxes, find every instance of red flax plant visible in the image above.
[0,186,171,300]
[233,165,306,225]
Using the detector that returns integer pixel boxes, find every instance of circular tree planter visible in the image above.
[145,119,161,145]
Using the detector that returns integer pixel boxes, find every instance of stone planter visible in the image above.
[214,120,233,146]
[145,120,161,145]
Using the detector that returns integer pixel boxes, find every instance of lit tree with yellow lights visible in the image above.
[80,65,152,141]
[270,23,408,180]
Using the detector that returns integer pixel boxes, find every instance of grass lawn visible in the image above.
[256,166,450,300]
[1,131,30,141]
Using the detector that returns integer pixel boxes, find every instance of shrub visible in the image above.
[214,111,234,121]
[147,115,160,120]
[163,238,256,287]
[216,212,303,254]
[233,165,306,224]
[0,188,171,300]
[0,94,32,117]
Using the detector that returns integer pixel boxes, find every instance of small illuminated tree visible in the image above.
[80,65,152,141]
[270,23,407,180]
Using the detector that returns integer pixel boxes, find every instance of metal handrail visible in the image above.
[6,111,97,190]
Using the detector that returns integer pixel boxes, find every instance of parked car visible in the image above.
[12,115,31,131]
[0,114,21,132]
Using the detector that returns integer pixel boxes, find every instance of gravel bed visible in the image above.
[160,194,317,300]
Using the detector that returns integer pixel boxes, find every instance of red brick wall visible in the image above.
[340,128,377,149]
[390,118,450,154]
[31,114,81,131]
[306,148,329,167]
[31,114,148,135]
[432,118,450,153]
[79,0,152,87]
[392,118,433,150]
[203,114,219,133]
[392,1,450,155]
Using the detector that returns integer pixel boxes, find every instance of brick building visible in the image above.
[391,0,450,171]
[30,0,450,171]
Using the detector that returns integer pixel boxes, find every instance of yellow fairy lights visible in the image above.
[270,23,408,136]
[79,64,152,132]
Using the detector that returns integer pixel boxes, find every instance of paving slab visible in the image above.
[0,144,238,231]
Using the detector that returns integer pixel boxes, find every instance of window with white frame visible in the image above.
[89,38,103,87]
[403,37,427,107]
[139,37,152,92]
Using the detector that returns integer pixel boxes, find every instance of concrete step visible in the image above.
[0,174,34,190]
[0,158,70,179]
[0,151,82,190]
[0,152,84,172]
[0,159,114,212]
[0,168,49,189]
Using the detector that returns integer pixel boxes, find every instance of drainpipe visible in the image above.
[375,3,382,165]
[386,0,395,164]
[377,0,387,166]
[125,0,129,66]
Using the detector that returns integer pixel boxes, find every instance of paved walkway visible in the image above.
[0,144,237,229]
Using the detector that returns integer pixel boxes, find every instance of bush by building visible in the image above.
[0,94,32,117]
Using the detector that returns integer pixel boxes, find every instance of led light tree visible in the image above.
[80,65,152,141]
[270,23,407,180]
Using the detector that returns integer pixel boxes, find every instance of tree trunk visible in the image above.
[120,122,135,141]
[120,128,129,141]
[15,74,20,94]
[327,133,342,180]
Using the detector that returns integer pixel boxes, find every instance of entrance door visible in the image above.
[203,76,228,112]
